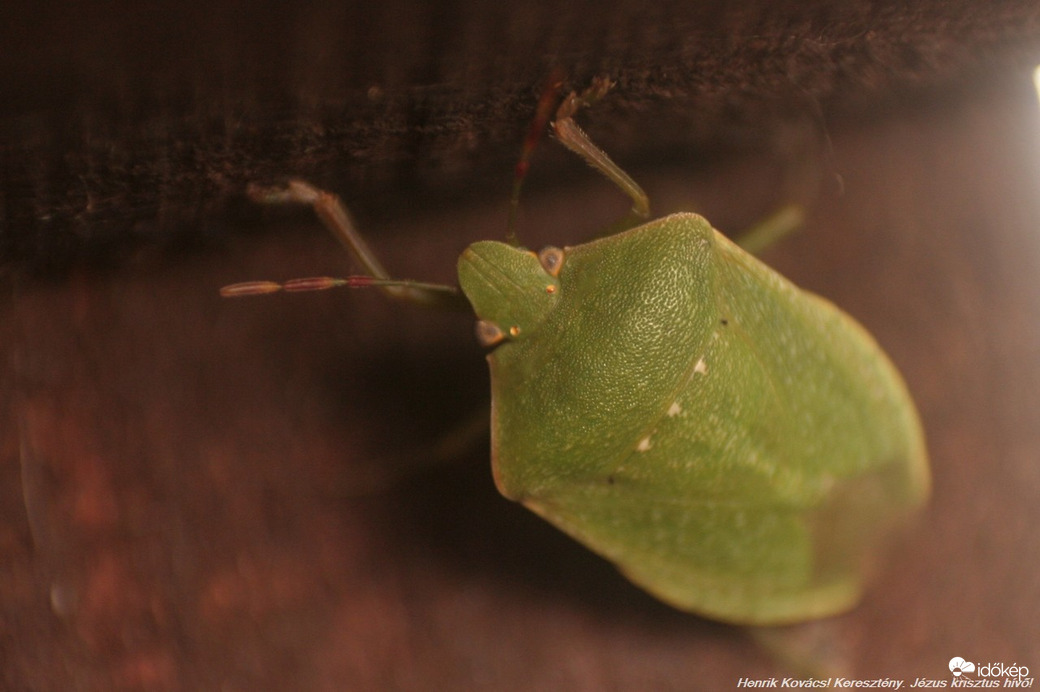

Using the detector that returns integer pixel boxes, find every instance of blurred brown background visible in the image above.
[2,1,1039,689]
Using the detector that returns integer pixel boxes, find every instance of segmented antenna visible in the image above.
[506,68,567,247]
[220,276,459,301]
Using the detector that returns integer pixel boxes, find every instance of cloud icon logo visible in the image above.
[949,658,976,676]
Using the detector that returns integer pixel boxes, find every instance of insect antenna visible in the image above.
[506,68,566,247]
[220,276,461,306]
[221,178,467,308]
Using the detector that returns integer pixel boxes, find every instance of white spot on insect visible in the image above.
[667,401,682,417]
[694,357,708,375]
[636,436,653,452]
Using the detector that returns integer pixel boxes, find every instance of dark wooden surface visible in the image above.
[2,1,1040,690]
[3,0,1040,277]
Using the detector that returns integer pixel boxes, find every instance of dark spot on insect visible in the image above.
[720,318,729,326]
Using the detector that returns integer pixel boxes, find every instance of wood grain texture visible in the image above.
[2,0,1039,276]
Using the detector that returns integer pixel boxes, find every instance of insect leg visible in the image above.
[249,180,393,278]
[237,180,467,309]
[311,404,489,497]
[733,204,805,256]
[551,77,651,221]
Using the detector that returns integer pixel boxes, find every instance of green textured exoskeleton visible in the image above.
[223,77,929,625]
[457,215,928,624]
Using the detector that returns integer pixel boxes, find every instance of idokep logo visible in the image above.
[946,657,1033,687]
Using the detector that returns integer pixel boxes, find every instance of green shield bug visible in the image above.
[223,77,929,625]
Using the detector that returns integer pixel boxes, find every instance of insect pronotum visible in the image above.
[223,77,930,625]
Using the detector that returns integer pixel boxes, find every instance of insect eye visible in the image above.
[475,320,506,348]
[537,246,565,277]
